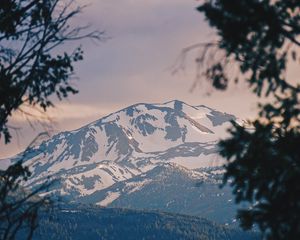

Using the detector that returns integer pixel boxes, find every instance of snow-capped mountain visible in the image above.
[3,100,239,223]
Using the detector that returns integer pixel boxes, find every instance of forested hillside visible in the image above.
[28,205,259,240]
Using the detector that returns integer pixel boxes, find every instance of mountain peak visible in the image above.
[2,101,238,208]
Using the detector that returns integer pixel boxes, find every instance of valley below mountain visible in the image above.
[27,205,259,240]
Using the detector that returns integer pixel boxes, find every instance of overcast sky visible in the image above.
[1,0,260,158]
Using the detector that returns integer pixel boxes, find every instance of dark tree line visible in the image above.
[0,161,50,240]
[0,1,102,239]
[196,1,300,239]
[0,0,102,144]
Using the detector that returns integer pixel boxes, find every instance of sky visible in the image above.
[1,0,261,158]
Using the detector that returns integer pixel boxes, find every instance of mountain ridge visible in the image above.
[2,100,240,224]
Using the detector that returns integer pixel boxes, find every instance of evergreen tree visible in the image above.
[197,1,300,239]
[0,1,102,239]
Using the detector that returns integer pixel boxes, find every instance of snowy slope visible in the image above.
[82,164,238,224]
[2,100,238,223]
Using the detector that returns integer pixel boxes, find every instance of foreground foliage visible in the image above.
[0,0,101,143]
[0,161,50,240]
[0,1,101,239]
[197,0,300,239]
